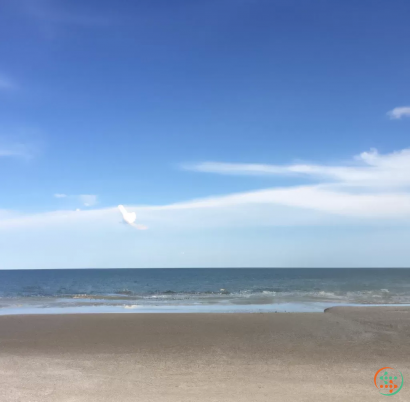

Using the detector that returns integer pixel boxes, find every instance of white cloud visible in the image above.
[184,148,410,188]
[387,106,410,120]
[53,193,97,206]
[0,128,43,159]
[0,75,15,90]
[0,209,21,220]
[1,185,410,234]
[1,208,410,269]
[172,186,410,218]
[0,141,32,158]
[0,207,118,232]
[175,148,410,219]
[118,205,148,230]
[14,0,110,27]
[3,148,410,269]
[79,194,97,207]
[2,148,410,233]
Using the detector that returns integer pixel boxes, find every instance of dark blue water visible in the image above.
[1,269,410,314]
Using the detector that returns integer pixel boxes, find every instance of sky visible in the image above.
[1,0,410,269]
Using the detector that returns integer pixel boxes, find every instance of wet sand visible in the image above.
[0,307,409,401]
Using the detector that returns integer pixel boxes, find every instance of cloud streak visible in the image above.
[118,205,148,230]
[53,193,98,206]
[14,0,111,27]
[387,106,410,120]
[0,141,33,158]
[79,194,98,207]
[0,74,15,90]
[2,148,410,233]
[175,148,410,220]
[2,184,410,233]
[146,185,410,219]
[183,148,410,188]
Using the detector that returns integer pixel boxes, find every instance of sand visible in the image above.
[0,307,409,401]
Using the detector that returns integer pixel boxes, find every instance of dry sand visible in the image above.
[0,307,409,401]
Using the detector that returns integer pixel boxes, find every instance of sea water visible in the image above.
[0,268,409,314]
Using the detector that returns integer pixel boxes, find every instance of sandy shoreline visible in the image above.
[1,307,409,401]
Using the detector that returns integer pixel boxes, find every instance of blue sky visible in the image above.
[1,0,410,268]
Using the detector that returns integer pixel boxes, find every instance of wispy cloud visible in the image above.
[0,141,33,158]
[1,204,409,269]
[149,185,410,218]
[0,209,21,220]
[54,193,98,207]
[0,74,16,91]
[3,183,410,233]
[183,148,410,188]
[387,106,410,120]
[79,194,98,207]
[3,148,410,233]
[118,205,148,230]
[14,0,111,27]
[174,148,410,219]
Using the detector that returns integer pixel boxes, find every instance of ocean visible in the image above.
[1,268,409,314]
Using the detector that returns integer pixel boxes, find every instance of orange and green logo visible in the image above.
[374,367,403,396]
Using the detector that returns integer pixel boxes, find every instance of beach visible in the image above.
[0,307,409,401]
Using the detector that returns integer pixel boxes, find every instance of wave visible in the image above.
[1,288,407,306]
